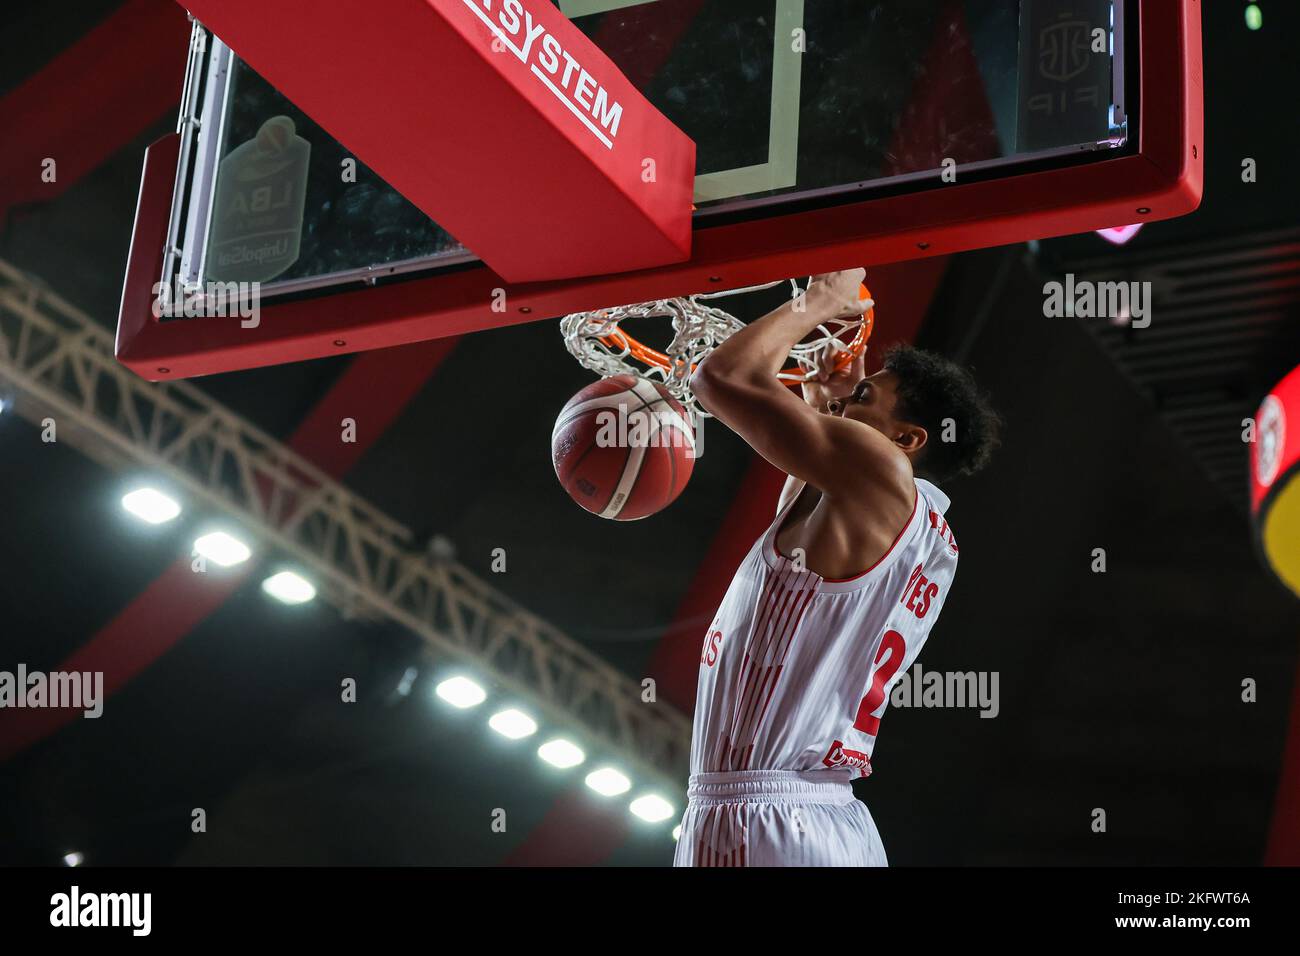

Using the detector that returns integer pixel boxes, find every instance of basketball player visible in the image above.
[674,268,1000,866]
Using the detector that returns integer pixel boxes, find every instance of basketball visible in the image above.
[552,375,696,520]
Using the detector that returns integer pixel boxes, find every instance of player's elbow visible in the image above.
[691,360,751,416]
[692,355,759,398]
[689,362,722,416]
[689,359,721,398]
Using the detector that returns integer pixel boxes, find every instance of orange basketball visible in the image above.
[552,375,695,520]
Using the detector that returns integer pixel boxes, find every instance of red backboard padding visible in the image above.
[119,1,1201,381]
[180,0,695,283]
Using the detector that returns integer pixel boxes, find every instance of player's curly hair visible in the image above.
[882,345,1001,484]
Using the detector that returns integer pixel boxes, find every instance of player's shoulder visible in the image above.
[914,478,960,560]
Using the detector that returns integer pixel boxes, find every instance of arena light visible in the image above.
[672,825,681,841]
[538,738,585,769]
[261,571,316,605]
[488,708,538,739]
[1096,223,1143,246]
[435,676,486,709]
[193,531,251,567]
[629,794,675,823]
[585,767,631,797]
[394,666,418,698]
[121,487,181,524]
[62,852,84,867]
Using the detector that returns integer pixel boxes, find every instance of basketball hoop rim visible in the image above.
[594,283,875,384]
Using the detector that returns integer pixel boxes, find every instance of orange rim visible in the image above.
[596,284,875,383]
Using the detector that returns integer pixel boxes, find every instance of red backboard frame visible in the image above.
[117,0,1203,381]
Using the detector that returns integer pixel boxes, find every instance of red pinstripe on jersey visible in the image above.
[712,555,819,770]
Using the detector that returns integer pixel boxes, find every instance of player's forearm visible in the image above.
[694,286,840,385]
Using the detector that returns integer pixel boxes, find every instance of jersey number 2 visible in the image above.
[852,629,906,737]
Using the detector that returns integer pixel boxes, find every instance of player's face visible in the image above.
[825,370,900,431]
[825,370,925,456]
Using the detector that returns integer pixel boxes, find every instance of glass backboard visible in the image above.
[175,0,1128,299]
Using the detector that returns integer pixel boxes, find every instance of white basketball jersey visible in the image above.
[689,478,959,779]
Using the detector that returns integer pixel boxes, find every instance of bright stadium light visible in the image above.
[261,571,317,605]
[629,794,675,823]
[538,738,585,769]
[121,487,181,524]
[435,676,486,709]
[1096,223,1143,246]
[585,767,631,797]
[488,708,538,739]
[193,531,251,566]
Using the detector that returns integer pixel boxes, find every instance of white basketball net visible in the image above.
[561,279,869,418]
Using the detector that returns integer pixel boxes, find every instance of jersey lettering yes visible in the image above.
[689,478,958,779]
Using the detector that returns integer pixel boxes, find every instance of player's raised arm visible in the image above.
[691,270,918,508]
[775,339,872,514]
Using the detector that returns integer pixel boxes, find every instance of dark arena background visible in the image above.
[0,0,1298,937]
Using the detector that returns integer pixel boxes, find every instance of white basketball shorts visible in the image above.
[672,769,888,867]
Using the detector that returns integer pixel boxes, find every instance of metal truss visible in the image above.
[0,259,691,791]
